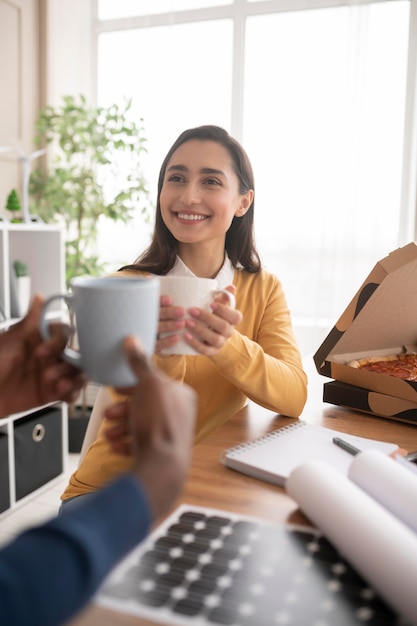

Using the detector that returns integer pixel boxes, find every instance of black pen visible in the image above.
[332,436,361,456]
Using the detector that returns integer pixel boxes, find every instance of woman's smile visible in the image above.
[175,211,210,222]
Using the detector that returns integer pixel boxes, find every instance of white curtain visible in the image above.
[242,1,410,352]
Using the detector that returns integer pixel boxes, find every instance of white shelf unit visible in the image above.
[0,222,68,519]
[0,222,66,327]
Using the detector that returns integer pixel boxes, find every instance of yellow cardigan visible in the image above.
[61,267,307,500]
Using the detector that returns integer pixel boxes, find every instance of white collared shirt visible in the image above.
[169,255,234,288]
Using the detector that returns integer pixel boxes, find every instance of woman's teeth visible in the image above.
[177,213,207,221]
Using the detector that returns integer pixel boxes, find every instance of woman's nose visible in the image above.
[179,183,201,205]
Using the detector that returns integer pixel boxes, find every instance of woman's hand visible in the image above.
[155,295,187,354]
[184,285,242,357]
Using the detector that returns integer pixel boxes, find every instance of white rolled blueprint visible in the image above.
[348,449,417,534]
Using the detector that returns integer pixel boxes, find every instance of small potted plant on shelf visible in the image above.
[12,260,31,316]
[6,189,22,222]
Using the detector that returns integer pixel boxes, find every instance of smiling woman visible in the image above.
[122,126,261,278]
[59,125,308,509]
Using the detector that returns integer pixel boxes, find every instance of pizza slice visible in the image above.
[348,352,417,381]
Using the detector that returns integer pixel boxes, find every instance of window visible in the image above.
[243,2,409,330]
[95,0,415,354]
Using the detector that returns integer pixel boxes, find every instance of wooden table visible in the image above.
[68,362,417,625]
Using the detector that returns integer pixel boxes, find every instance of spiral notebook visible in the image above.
[220,421,399,486]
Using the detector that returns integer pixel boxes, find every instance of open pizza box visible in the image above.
[314,242,417,418]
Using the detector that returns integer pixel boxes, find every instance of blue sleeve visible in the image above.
[0,474,153,626]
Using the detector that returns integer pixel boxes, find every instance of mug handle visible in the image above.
[211,288,236,310]
[39,294,83,369]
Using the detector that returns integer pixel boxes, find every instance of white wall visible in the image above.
[0,0,38,216]
[0,0,94,216]
[44,0,94,105]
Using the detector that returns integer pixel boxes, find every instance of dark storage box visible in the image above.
[0,432,10,513]
[14,406,63,501]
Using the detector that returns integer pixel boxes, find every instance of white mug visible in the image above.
[39,276,160,386]
[159,275,235,355]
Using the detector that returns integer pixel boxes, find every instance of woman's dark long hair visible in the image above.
[120,125,261,275]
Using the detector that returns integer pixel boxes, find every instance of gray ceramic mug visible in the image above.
[39,276,160,386]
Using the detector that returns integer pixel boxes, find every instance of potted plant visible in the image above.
[12,260,31,316]
[6,189,22,222]
[28,94,153,451]
[29,94,152,285]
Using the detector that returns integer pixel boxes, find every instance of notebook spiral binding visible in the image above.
[220,421,306,460]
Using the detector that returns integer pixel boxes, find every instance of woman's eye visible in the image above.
[204,178,221,186]
[167,174,184,183]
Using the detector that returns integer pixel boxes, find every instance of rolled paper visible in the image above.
[348,449,417,534]
[287,460,417,625]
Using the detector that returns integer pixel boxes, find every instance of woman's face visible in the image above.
[159,139,252,250]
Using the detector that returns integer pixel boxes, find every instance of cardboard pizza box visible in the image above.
[314,242,417,403]
[323,380,417,425]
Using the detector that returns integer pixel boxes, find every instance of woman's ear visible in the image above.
[235,189,254,217]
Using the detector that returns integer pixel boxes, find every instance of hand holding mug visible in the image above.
[156,276,241,356]
[39,276,160,386]
[184,285,242,357]
[104,336,197,518]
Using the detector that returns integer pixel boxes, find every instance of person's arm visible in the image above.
[0,337,196,626]
[0,295,86,418]
[210,271,308,418]
[104,336,196,518]
[0,475,151,626]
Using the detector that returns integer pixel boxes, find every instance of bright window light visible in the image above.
[97,19,232,268]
